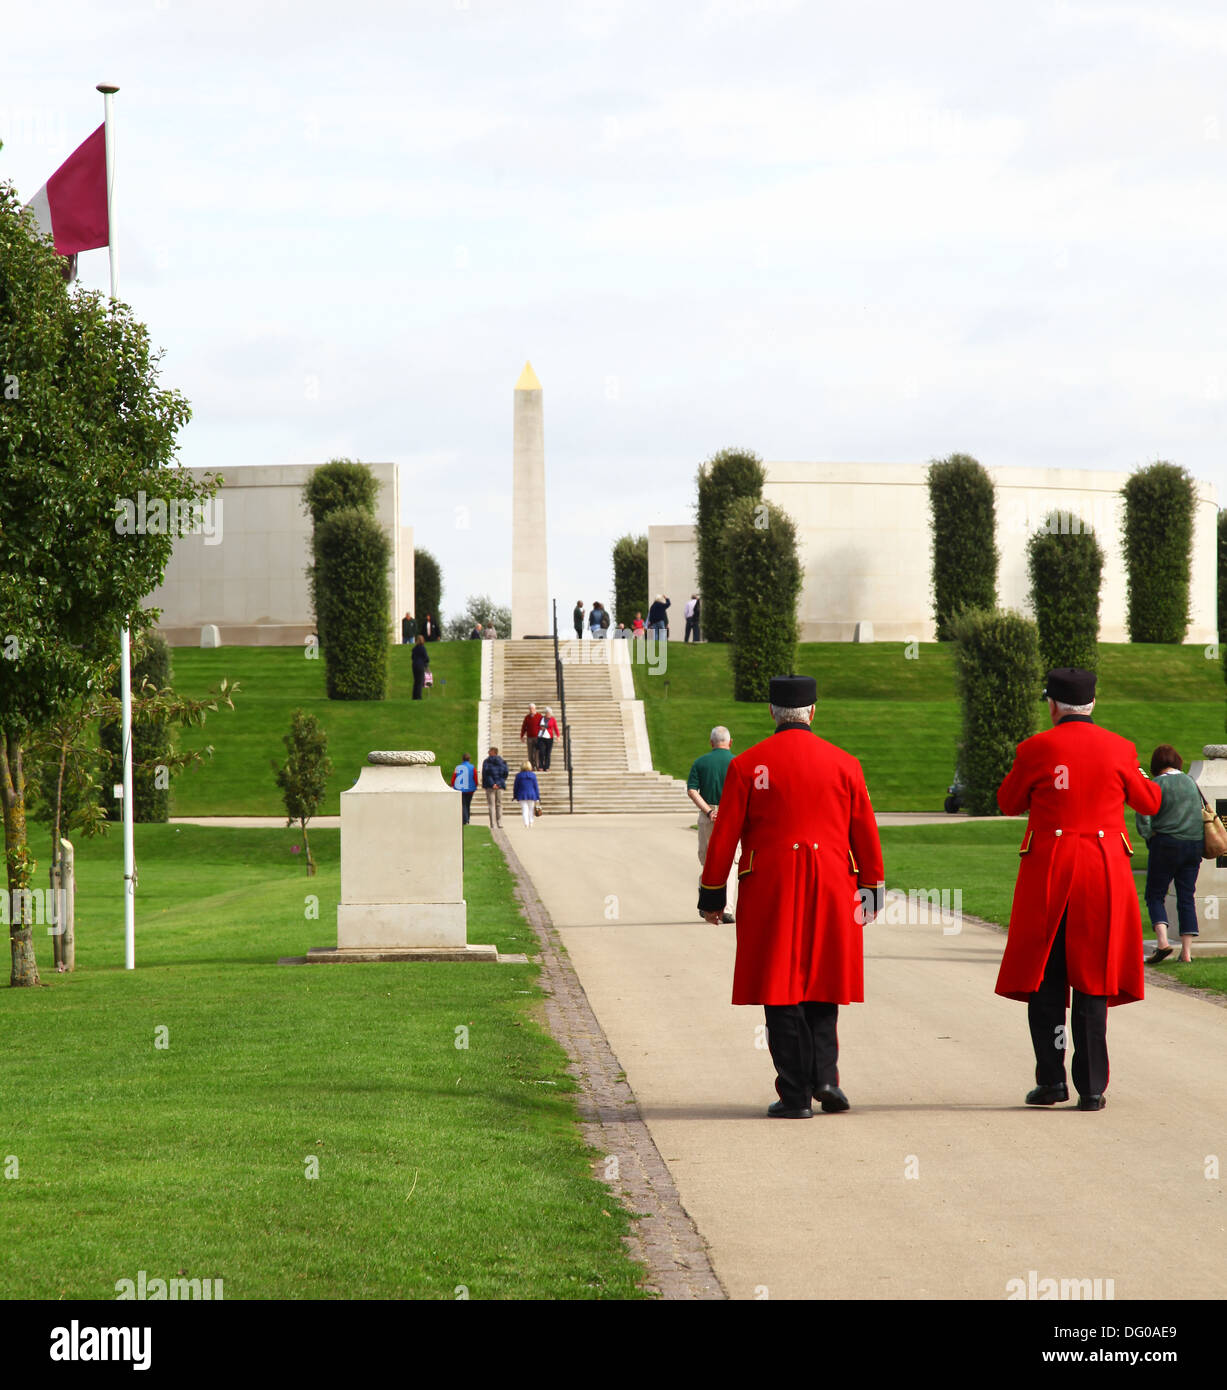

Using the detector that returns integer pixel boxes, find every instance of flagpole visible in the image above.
[98,81,134,972]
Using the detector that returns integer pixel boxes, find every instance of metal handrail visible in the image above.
[552,600,573,814]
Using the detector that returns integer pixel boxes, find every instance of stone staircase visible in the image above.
[474,638,692,815]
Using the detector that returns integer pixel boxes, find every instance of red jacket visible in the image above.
[995,717,1161,1006]
[699,725,884,1005]
[520,712,542,739]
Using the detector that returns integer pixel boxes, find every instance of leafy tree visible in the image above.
[927,455,998,640]
[303,459,380,651]
[695,448,766,642]
[949,608,1041,816]
[1,180,206,986]
[272,710,333,876]
[445,595,511,640]
[611,534,648,626]
[414,548,443,635]
[723,496,802,702]
[1122,462,1196,643]
[1027,512,1104,674]
[315,507,390,699]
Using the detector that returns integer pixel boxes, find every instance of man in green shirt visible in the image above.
[688,726,736,923]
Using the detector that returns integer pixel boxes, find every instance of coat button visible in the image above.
[793,843,799,849]
[1098,830,1104,838]
[1055,829,1062,837]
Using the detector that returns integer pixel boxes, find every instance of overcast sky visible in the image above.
[4,0,1225,621]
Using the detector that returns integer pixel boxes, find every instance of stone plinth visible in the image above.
[306,751,496,963]
[1157,747,1227,955]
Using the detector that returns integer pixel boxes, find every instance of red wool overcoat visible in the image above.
[700,726,884,1005]
[995,717,1162,1007]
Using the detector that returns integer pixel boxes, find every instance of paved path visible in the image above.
[506,811,1227,1300]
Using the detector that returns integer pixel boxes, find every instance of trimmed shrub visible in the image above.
[315,507,391,700]
[928,455,998,640]
[1217,509,1227,643]
[100,632,174,822]
[696,448,766,642]
[1027,512,1104,674]
[724,496,802,702]
[414,548,443,636]
[611,534,648,626]
[1122,461,1196,642]
[303,459,380,647]
[949,608,1041,816]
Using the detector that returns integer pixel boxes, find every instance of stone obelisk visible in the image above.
[511,361,549,638]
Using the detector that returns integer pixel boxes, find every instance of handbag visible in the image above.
[423,670,434,688]
[1197,786,1227,860]
[533,802,543,817]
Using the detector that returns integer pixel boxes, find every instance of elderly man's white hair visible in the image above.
[709,726,731,745]
[770,704,814,724]
[1052,699,1095,716]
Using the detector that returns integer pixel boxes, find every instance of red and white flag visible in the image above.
[25,124,108,256]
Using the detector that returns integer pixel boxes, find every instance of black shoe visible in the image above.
[1077,1094,1107,1111]
[1025,1083,1069,1106]
[721,911,735,923]
[767,1100,813,1119]
[813,1084,850,1113]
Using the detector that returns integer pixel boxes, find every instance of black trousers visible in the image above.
[763,1003,839,1107]
[1027,917,1109,1097]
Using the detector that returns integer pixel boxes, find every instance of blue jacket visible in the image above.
[451,761,476,793]
[481,754,509,789]
[513,770,540,801]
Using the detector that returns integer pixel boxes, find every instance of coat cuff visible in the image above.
[698,884,727,914]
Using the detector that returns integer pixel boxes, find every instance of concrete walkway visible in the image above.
[506,811,1227,1300]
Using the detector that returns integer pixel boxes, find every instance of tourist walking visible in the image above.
[536,707,561,772]
[450,753,477,825]
[688,725,736,922]
[648,594,670,639]
[411,634,430,700]
[1136,744,1203,964]
[995,667,1161,1112]
[573,601,585,640]
[401,612,416,644]
[684,594,701,642]
[513,763,541,828]
[422,613,439,641]
[520,703,542,769]
[481,746,509,829]
[631,612,645,641]
[589,602,610,639]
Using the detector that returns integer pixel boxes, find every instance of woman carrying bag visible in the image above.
[1135,744,1204,963]
[513,762,541,828]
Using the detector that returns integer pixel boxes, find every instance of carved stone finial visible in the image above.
[367,750,436,765]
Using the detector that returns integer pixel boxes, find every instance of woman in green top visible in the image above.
[1135,744,1203,964]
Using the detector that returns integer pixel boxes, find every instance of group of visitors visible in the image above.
[520,703,560,771]
[450,747,541,829]
[572,593,702,641]
[401,613,439,643]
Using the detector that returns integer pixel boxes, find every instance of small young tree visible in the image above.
[414,548,443,635]
[1218,509,1227,644]
[927,455,998,640]
[949,608,1041,816]
[445,595,512,640]
[1121,461,1196,643]
[611,534,649,626]
[723,496,802,702]
[315,507,391,700]
[696,448,766,643]
[272,710,333,876]
[1027,513,1104,674]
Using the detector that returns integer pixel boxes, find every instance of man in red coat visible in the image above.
[699,675,885,1119]
[996,667,1162,1112]
[519,704,542,770]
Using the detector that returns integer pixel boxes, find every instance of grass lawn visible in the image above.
[633,642,1226,811]
[168,642,480,817]
[879,820,1227,996]
[1,824,649,1300]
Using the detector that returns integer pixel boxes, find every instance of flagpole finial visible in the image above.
[96,82,119,94]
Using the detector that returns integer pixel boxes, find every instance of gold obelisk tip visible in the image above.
[515,360,541,391]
